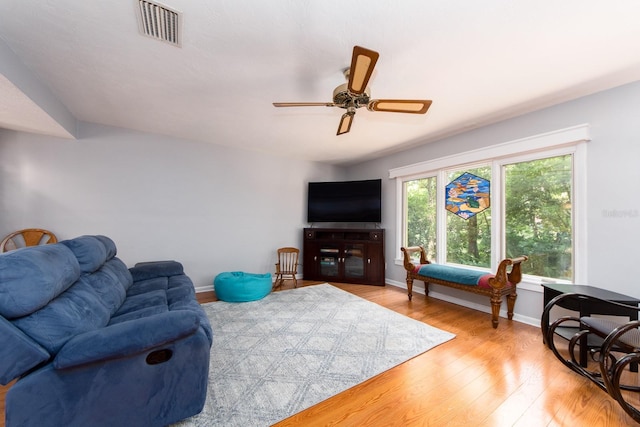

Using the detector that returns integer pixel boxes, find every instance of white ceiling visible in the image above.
[1,1,640,165]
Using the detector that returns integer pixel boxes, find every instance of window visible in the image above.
[504,154,573,280]
[392,125,589,285]
[404,176,437,258]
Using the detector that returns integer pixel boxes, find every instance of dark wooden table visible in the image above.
[542,283,640,367]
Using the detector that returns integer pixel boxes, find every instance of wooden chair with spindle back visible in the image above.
[274,247,299,289]
[0,228,58,253]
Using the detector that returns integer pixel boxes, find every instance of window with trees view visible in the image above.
[394,125,588,284]
[503,155,572,280]
[405,176,437,257]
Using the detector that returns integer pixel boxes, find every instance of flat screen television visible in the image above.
[307,179,382,223]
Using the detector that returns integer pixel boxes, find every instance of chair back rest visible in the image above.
[277,247,299,273]
[1,228,57,253]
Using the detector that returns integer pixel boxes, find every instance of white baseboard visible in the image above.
[195,284,213,293]
[385,278,540,328]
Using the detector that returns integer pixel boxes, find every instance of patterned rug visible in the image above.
[174,283,455,427]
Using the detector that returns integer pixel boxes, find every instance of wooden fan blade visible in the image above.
[348,46,379,95]
[337,112,355,135]
[368,99,432,114]
[273,102,335,107]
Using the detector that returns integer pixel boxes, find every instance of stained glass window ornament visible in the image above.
[445,172,490,220]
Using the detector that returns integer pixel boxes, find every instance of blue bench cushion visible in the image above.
[415,264,511,289]
[214,271,271,302]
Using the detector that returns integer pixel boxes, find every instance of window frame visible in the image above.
[390,124,590,291]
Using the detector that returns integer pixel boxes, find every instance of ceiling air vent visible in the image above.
[136,0,182,47]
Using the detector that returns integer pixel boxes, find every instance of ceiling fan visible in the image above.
[273,45,432,136]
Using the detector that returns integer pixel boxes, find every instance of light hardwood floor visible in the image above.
[1,281,635,426]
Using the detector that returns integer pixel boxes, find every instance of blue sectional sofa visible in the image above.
[0,235,213,427]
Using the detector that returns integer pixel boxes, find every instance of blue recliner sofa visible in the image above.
[0,235,213,427]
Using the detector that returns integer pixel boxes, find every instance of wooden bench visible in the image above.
[401,246,528,328]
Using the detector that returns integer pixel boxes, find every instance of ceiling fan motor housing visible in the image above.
[333,83,370,109]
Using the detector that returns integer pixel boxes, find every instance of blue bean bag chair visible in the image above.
[214,271,272,302]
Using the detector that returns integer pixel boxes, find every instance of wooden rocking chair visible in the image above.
[274,247,299,289]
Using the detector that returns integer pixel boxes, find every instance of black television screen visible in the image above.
[307,179,382,223]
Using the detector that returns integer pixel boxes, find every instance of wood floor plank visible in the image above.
[1,280,636,426]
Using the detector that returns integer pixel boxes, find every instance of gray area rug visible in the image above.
[174,283,455,427]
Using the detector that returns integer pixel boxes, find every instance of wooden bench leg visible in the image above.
[490,295,502,329]
[407,276,413,301]
[507,291,517,321]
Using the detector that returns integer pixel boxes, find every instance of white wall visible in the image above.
[0,122,344,291]
[347,80,640,326]
[3,80,640,326]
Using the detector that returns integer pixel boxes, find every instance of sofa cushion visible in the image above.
[109,289,169,325]
[12,279,111,353]
[61,236,108,273]
[0,244,80,319]
[112,289,168,318]
[126,277,168,297]
[94,235,117,259]
[102,258,134,291]
[167,285,195,306]
[108,305,169,325]
[79,268,126,316]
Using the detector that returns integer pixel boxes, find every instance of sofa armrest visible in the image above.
[0,316,51,385]
[53,310,199,369]
[129,260,184,281]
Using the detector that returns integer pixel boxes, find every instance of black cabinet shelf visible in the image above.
[303,228,384,286]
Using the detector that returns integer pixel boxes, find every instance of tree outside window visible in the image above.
[404,177,436,260]
[504,155,572,280]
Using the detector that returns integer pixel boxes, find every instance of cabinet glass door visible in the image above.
[319,246,340,277]
[343,244,365,280]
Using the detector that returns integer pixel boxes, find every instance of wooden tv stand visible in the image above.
[302,228,385,286]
